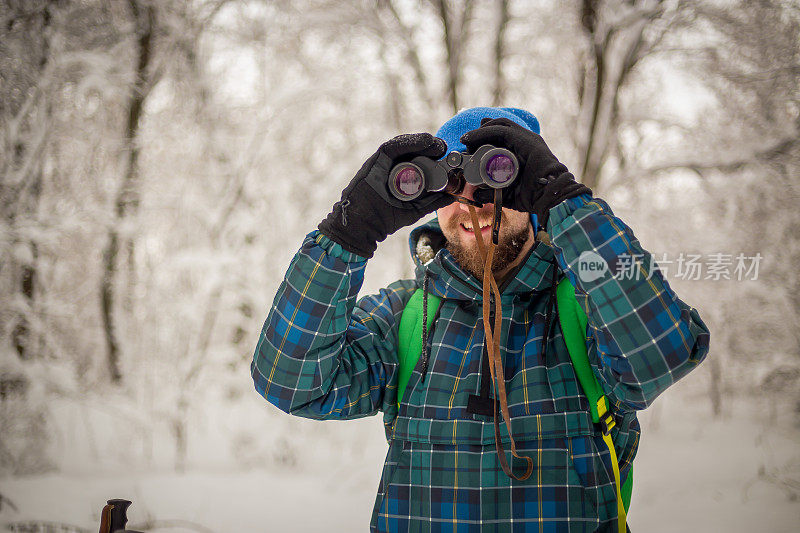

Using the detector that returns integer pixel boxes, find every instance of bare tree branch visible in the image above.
[100,0,156,383]
[377,0,433,105]
[647,136,800,175]
[577,0,683,190]
[492,0,510,106]
[434,0,475,113]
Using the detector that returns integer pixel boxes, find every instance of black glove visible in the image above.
[318,133,453,258]
[461,118,592,225]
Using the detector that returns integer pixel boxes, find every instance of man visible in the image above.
[251,107,710,532]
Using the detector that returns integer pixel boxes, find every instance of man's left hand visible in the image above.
[460,117,592,225]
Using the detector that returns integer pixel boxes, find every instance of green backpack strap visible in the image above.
[555,279,603,423]
[556,277,633,524]
[397,288,441,407]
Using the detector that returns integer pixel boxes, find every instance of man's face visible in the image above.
[437,184,533,280]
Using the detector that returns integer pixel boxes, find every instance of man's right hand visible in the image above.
[318,133,453,258]
[461,118,591,226]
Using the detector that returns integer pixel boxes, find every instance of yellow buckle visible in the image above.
[596,397,615,435]
[599,413,616,435]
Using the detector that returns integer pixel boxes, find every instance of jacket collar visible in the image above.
[409,217,558,302]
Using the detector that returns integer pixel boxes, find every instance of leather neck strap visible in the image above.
[467,189,533,481]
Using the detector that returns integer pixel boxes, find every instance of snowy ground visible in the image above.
[2,382,799,532]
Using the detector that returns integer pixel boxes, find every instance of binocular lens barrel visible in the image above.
[387,146,518,201]
[389,163,424,200]
[484,154,516,185]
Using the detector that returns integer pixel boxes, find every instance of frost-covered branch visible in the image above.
[647,136,800,175]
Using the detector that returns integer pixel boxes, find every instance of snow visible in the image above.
[2,385,799,532]
[628,389,800,532]
[0,468,380,532]
[2,3,800,533]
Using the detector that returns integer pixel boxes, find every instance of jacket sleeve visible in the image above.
[548,195,710,411]
[250,231,414,420]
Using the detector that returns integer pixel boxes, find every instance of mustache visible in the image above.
[444,209,509,228]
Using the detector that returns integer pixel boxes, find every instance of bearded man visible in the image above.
[251,107,710,532]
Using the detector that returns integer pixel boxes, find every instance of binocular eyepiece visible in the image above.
[388,145,518,201]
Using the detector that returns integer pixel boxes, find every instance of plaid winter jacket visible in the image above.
[251,195,710,532]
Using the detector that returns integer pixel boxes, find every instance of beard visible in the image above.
[444,216,532,280]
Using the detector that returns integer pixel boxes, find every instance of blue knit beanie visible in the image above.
[435,106,541,156]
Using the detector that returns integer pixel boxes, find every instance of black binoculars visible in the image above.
[388,145,519,201]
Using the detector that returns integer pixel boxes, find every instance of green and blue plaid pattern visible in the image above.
[252,195,709,531]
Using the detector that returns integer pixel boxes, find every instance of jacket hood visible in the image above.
[409,217,559,303]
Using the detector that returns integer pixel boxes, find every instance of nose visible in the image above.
[455,184,490,213]
[460,184,478,202]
